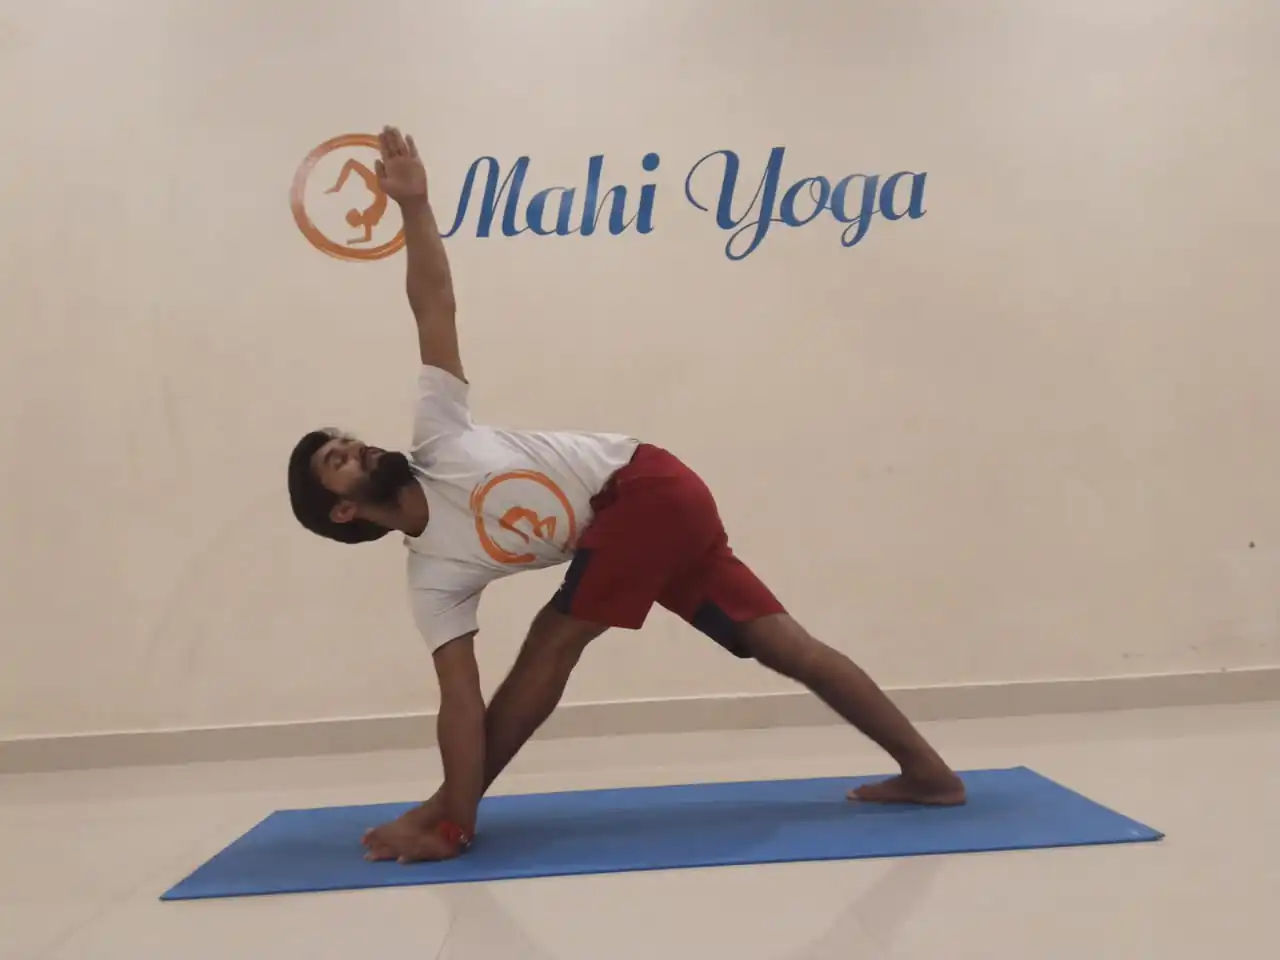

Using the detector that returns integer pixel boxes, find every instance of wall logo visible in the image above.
[292,137,926,262]
[469,471,578,566]
[290,134,405,261]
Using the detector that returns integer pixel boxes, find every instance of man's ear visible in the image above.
[329,500,358,524]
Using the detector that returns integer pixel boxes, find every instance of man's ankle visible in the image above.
[897,749,954,779]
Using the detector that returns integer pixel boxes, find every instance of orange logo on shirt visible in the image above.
[290,134,406,262]
[470,471,577,565]
[499,507,558,545]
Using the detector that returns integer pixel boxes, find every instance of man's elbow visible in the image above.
[436,666,485,727]
[439,686,485,724]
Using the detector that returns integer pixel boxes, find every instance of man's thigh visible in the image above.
[658,544,787,658]
[551,447,723,630]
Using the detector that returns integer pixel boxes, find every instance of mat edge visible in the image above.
[160,836,1166,901]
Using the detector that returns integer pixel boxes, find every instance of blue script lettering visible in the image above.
[830,174,879,248]
[780,175,831,227]
[526,186,576,236]
[439,156,528,238]
[684,147,927,260]
[878,170,927,222]
[442,153,660,239]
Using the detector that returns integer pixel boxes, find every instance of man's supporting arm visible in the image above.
[431,633,486,834]
[415,607,605,824]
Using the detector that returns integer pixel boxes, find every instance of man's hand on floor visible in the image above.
[362,809,460,864]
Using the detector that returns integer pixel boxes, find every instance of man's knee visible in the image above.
[738,614,828,680]
[523,604,608,664]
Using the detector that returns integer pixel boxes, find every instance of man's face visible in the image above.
[310,435,413,513]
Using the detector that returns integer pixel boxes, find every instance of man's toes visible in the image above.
[848,773,967,806]
[849,779,903,802]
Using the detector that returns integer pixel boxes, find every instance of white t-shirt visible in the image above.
[405,365,639,649]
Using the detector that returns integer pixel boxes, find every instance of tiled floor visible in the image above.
[2,702,1277,959]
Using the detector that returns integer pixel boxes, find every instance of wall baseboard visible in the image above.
[3,667,1278,774]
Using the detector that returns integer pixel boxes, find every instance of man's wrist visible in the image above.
[440,800,477,836]
[437,818,474,851]
[398,196,432,218]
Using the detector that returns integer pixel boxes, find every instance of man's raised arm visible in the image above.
[375,125,464,381]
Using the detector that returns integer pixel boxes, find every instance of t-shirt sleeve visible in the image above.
[412,364,473,447]
[410,585,482,651]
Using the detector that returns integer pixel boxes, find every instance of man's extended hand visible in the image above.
[362,810,460,864]
[375,126,428,206]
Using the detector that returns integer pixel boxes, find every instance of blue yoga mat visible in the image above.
[161,766,1161,900]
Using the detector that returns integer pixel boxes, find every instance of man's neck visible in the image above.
[360,480,430,538]
[394,479,430,538]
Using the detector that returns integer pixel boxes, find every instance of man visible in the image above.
[288,127,965,864]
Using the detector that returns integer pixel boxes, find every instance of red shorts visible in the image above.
[550,444,785,656]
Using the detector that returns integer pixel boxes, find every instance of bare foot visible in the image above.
[362,815,458,863]
[848,771,967,806]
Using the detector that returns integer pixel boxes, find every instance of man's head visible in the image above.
[287,429,416,543]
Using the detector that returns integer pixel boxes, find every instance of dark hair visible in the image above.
[287,430,390,544]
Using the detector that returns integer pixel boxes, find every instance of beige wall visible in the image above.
[1,0,1277,739]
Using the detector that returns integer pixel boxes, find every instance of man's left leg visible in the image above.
[738,613,965,804]
[477,604,608,791]
[662,550,965,805]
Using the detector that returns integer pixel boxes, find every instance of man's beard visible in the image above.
[354,451,415,507]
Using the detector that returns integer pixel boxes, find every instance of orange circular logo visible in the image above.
[470,471,578,566]
[290,134,405,262]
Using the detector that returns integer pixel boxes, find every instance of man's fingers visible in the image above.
[398,845,447,865]
[362,828,397,861]
[374,158,386,180]
[364,841,396,862]
[381,126,406,157]
[396,832,451,865]
[361,815,458,866]
[396,840,427,865]
[406,134,419,159]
